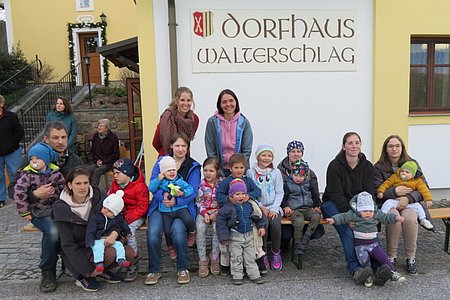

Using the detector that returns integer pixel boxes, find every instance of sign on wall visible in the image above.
[191,9,357,73]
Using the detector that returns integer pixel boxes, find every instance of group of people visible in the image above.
[0,88,434,293]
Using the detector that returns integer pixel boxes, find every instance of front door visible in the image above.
[79,32,101,84]
[127,78,143,167]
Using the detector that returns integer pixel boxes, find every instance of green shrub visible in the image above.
[94,86,126,98]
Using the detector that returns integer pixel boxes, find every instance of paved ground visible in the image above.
[1,198,450,299]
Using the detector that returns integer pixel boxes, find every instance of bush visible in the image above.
[94,86,127,98]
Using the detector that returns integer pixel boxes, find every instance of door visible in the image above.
[79,32,102,84]
[127,78,143,167]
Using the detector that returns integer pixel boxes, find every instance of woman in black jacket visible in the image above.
[52,167,133,292]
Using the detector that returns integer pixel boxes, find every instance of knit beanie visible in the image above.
[401,161,418,177]
[356,191,375,212]
[28,142,58,167]
[292,161,309,176]
[228,178,247,196]
[103,190,125,216]
[255,144,274,159]
[159,156,177,174]
[113,158,136,177]
[286,140,304,155]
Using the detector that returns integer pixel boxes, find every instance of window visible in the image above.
[410,37,450,114]
[76,0,94,11]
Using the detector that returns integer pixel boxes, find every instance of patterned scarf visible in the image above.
[159,107,196,154]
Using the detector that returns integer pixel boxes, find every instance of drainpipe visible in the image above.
[168,0,178,93]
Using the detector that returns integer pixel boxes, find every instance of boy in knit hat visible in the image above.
[377,160,434,231]
[13,142,66,292]
[326,192,406,287]
[216,179,268,285]
[148,156,196,248]
[281,161,322,254]
[85,190,132,272]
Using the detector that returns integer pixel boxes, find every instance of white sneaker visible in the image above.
[420,218,434,230]
[391,271,406,282]
[364,275,374,288]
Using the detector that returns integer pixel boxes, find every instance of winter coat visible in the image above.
[109,167,149,224]
[216,175,261,205]
[13,164,65,217]
[377,169,432,202]
[0,109,24,156]
[149,174,194,213]
[196,178,221,216]
[46,110,78,152]
[330,194,398,240]
[148,155,201,219]
[90,131,119,168]
[85,210,131,247]
[247,167,284,214]
[216,200,267,244]
[205,113,253,173]
[282,171,321,210]
[322,151,374,213]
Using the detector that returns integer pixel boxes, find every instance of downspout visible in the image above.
[168,0,178,93]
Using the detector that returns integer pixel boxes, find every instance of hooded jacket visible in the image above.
[109,167,149,224]
[85,209,131,248]
[281,169,321,210]
[322,151,374,213]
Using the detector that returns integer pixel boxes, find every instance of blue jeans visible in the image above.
[31,216,60,271]
[321,201,360,274]
[147,210,188,273]
[0,147,22,202]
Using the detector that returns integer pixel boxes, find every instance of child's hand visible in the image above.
[22,215,32,221]
[283,207,292,217]
[261,206,270,217]
[176,189,185,197]
[396,216,405,223]
[377,192,384,199]
[326,218,335,225]
[426,200,433,208]
[158,173,164,180]
[268,211,278,220]
[258,228,266,237]
[313,207,321,213]
[209,211,218,222]
[204,213,210,224]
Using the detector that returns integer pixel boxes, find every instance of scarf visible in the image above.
[159,107,196,154]
[60,187,94,221]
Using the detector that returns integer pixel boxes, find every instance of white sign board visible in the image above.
[191,9,357,73]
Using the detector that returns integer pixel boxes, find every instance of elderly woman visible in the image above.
[205,89,253,176]
[152,87,199,157]
[52,167,134,292]
[145,132,201,285]
[374,135,425,276]
[88,119,119,187]
[46,97,78,153]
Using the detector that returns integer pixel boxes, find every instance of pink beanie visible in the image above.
[159,156,177,173]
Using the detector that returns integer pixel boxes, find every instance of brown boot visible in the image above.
[210,254,220,276]
[198,257,209,278]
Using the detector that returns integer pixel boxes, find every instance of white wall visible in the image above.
[154,0,373,191]
[409,124,450,189]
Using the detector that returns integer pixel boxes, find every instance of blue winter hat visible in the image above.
[28,142,58,167]
[286,140,304,155]
[113,158,136,177]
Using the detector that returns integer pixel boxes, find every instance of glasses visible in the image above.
[387,144,401,149]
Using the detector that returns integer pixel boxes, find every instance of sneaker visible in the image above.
[373,264,392,286]
[256,256,269,275]
[168,246,177,260]
[144,273,161,285]
[294,243,304,255]
[40,269,57,293]
[0,202,5,208]
[75,277,100,292]
[271,250,283,271]
[220,265,230,276]
[391,271,406,282]
[177,270,190,284]
[210,254,220,276]
[389,257,397,268]
[298,236,311,251]
[353,267,372,285]
[406,258,418,275]
[96,271,121,283]
[123,257,139,282]
[364,275,374,288]
[232,278,243,285]
[419,218,434,231]
[118,259,131,268]
[251,277,267,284]
[188,231,196,247]
[198,258,209,278]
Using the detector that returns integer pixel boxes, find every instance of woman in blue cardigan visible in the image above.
[45,97,78,153]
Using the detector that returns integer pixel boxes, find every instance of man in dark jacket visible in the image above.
[0,95,24,208]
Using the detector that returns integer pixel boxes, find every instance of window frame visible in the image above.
[410,36,450,115]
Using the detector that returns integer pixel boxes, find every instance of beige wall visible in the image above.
[9,0,137,80]
[373,0,450,158]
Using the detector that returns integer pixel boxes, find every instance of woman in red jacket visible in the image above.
[152,87,199,157]
[108,158,149,282]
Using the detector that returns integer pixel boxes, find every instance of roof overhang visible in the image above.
[97,36,139,73]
